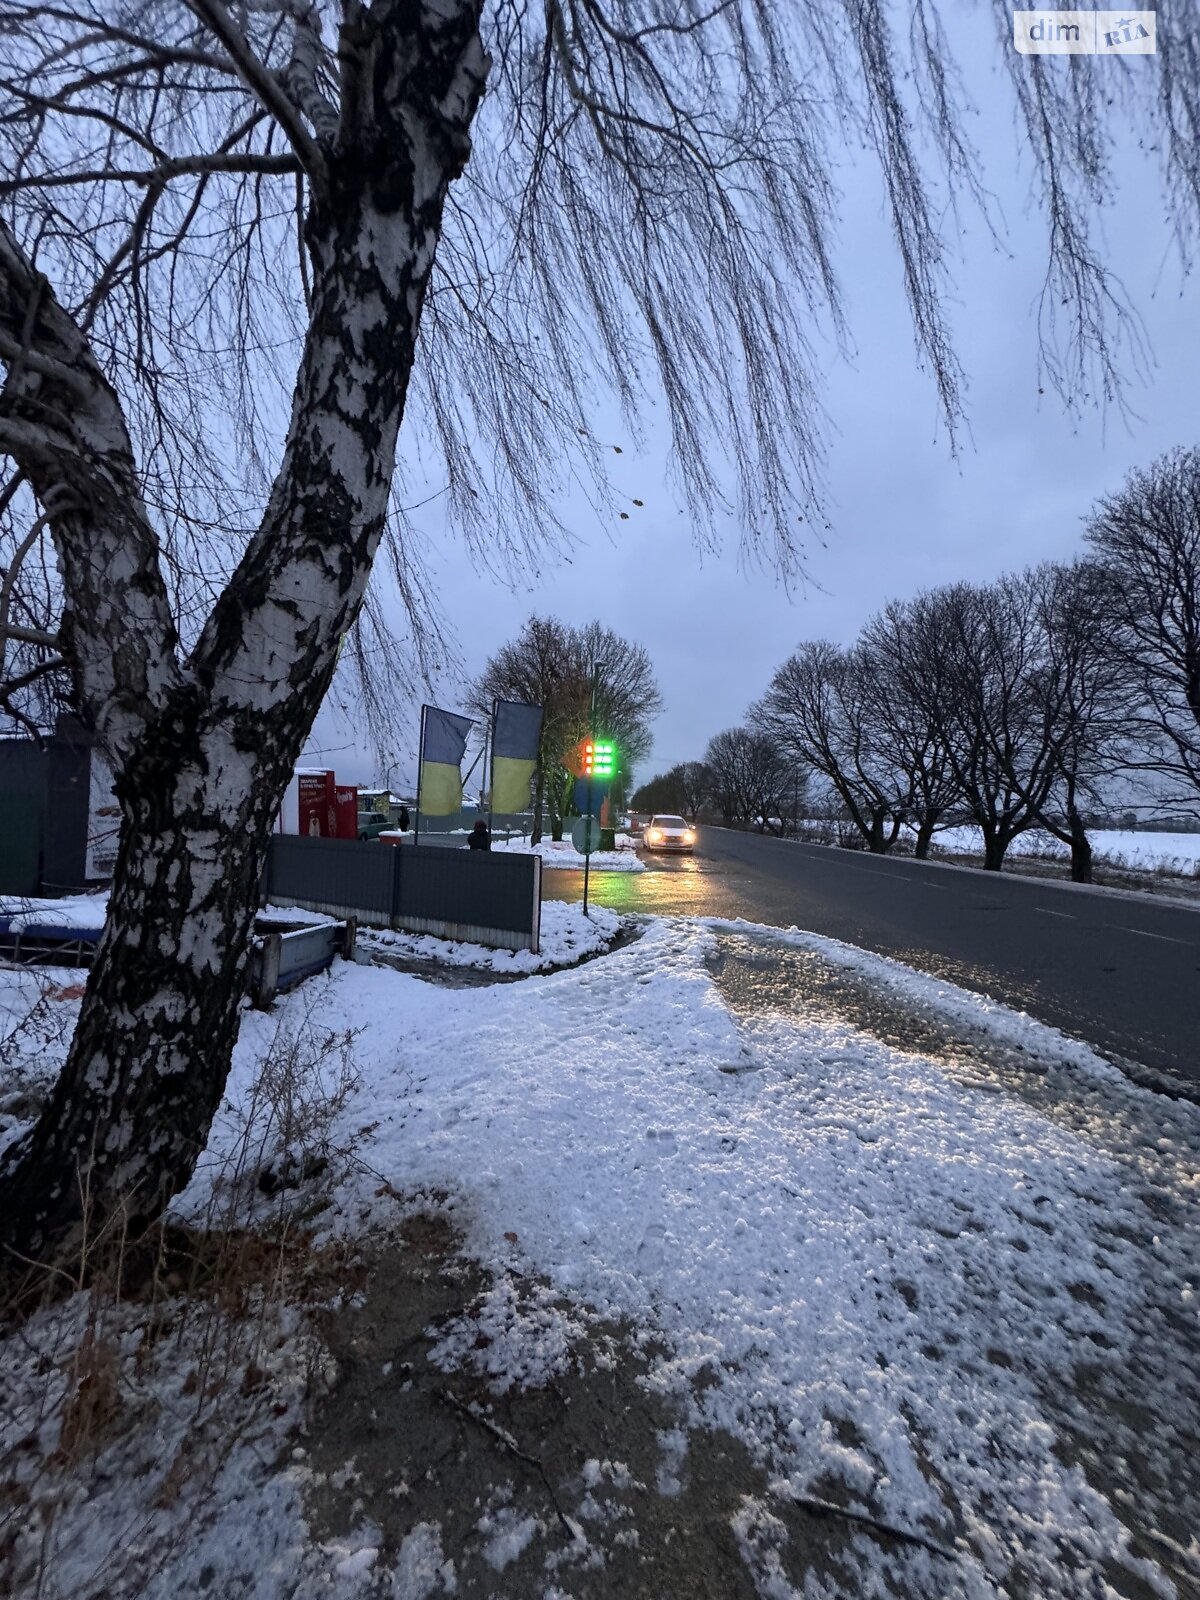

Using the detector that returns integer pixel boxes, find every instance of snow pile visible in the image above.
[184,918,1199,1594]
[0,1266,318,1599]
[492,835,645,872]
[0,892,110,929]
[0,967,83,1160]
[359,899,620,973]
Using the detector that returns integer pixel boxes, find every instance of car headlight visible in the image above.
[647,829,662,842]
[683,831,695,843]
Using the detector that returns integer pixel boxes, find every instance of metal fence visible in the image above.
[264,835,541,953]
[250,918,356,1005]
[0,722,92,896]
[0,909,354,1003]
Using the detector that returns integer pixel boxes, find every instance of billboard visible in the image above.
[298,770,336,837]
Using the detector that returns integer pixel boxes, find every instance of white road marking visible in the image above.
[1114,926,1193,946]
[1034,908,1075,920]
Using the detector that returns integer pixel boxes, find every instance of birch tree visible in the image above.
[1,0,1196,1269]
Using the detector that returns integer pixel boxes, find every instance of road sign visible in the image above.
[571,815,602,855]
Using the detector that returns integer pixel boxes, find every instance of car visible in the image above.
[641,814,696,852]
[356,813,393,841]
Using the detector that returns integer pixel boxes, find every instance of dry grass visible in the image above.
[0,1004,370,1600]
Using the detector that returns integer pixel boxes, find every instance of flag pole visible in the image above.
[414,704,426,848]
[486,701,497,835]
[461,742,486,786]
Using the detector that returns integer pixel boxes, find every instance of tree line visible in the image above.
[637,448,1200,882]
[633,737,804,835]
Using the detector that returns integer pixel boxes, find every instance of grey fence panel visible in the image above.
[264,835,540,952]
[0,738,45,895]
[398,847,539,950]
[266,835,399,926]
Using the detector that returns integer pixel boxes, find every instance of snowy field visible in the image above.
[2,918,1196,1598]
[930,826,1200,876]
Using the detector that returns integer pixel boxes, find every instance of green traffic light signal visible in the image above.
[583,739,616,778]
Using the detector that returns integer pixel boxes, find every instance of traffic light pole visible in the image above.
[583,663,599,918]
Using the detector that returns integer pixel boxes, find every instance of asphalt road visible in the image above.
[545,828,1200,1082]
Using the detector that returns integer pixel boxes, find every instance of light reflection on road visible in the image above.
[545,852,743,917]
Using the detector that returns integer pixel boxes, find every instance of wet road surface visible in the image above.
[545,828,1200,1083]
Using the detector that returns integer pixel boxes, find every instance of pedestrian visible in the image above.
[468,819,491,851]
[398,803,410,832]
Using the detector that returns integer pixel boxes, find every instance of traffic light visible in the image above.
[582,739,615,779]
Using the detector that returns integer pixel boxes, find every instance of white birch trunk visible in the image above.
[0,0,490,1266]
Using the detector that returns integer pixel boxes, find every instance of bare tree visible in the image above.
[742,736,799,836]
[860,601,962,857]
[703,729,751,827]
[572,621,661,808]
[1,0,1197,1269]
[919,564,1133,883]
[898,579,1068,872]
[767,576,1124,878]
[675,761,711,823]
[471,617,577,843]
[630,769,686,816]
[703,727,794,833]
[1085,447,1200,816]
[472,616,660,841]
[1020,561,1135,881]
[0,483,71,737]
[753,642,906,853]
[630,761,710,821]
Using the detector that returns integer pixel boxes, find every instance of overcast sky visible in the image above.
[309,13,1200,793]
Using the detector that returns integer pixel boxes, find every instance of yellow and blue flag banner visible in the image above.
[490,699,543,813]
[419,705,472,816]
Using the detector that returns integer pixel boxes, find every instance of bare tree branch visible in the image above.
[183,0,332,194]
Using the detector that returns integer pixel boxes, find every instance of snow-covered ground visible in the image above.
[492,834,644,872]
[0,891,110,929]
[930,826,1200,875]
[2,918,1196,1598]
